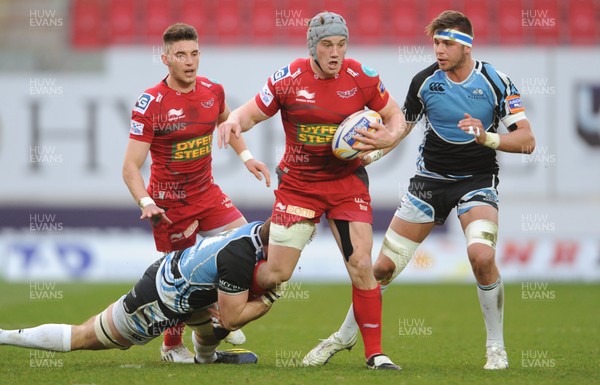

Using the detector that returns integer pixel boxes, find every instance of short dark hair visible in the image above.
[425,10,473,38]
[163,23,198,52]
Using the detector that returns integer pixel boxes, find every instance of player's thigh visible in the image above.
[458,205,498,231]
[388,215,435,244]
[266,243,302,277]
[328,219,373,259]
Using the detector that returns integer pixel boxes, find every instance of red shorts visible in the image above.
[151,184,243,252]
[271,166,372,227]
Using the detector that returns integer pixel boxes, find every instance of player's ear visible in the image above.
[161,53,169,66]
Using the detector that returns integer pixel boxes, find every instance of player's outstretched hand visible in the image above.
[244,159,272,187]
[140,203,172,225]
[458,113,487,145]
[352,120,396,151]
[218,120,242,149]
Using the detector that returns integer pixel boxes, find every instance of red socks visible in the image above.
[352,284,382,359]
[163,323,185,347]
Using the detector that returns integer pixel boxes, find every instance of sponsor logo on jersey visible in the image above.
[337,87,357,98]
[296,89,315,100]
[200,80,213,88]
[428,82,446,93]
[260,82,274,107]
[290,67,302,78]
[469,87,486,100]
[286,204,315,219]
[347,67,359,77]
[172,134,212,161]
[156,92,163,102]
[201,98,215,108]
[133,93,155,114]
[168,108,185,121]
[507,94,525,114]
[361,64,378,77]
[297,124,337,145]
[378,80,387,97]
[272,65,290,84]
[130,120,144,135]
[219,279,245,294]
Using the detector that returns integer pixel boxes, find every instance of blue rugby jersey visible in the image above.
[402,60,527,179]
[156,221,265,314]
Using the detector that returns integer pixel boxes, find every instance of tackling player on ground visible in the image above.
[0,221,280,364]
[122,23,270,363]
[219,12,406,370]
[303,10,535,370]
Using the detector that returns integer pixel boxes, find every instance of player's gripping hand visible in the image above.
[244,159,272,187]
[458,113,487,144]
[218,120,242,149]
[140,203,172,225]
[352,120,396,151]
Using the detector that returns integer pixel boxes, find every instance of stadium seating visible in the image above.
[107,0,139,45]
[69,0,600,48]
[466,0,493,45]
[531,0,562,45]
[71,0,105,48]
[567,0,599,45]
[143,0,175,44]
[495,0,529,45]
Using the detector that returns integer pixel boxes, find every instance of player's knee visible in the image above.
[465,219,498,272]
[347,251,372,274]
[468,243,497,271]
[379,228,420,285]
[373,257,396,283]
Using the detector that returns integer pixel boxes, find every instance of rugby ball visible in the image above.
[332,109,382,160]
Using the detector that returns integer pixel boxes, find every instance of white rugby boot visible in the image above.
[224,329,246,346]
[484,343,509,370]
[160,343,195,363]
[366,354,402,370]
[302,331,357,366]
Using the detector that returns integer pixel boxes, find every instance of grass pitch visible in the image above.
[0,281,598,385]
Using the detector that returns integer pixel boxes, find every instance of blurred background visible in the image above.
[0,0,598,283]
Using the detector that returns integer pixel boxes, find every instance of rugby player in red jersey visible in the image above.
[218,12,406,370]
[123,23,270,363]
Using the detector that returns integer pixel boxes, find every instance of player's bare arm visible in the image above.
[219,103,272,187]
[352,96,406,152]
[458,113,535,154]
[214,290,271,331]
[217,99,269,149]
[122,139,172,225]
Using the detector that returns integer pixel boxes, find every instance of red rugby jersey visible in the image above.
[255,58,389,181]
[130,76,225,206]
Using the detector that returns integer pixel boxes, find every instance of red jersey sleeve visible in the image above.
[349,60,390,113]
[254,75,280,117]
[129,91,157,143]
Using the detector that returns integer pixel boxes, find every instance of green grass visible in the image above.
[0,282,598,385]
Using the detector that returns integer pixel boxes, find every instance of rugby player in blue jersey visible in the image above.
[0,221,280,364]
[303,10,535,370]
